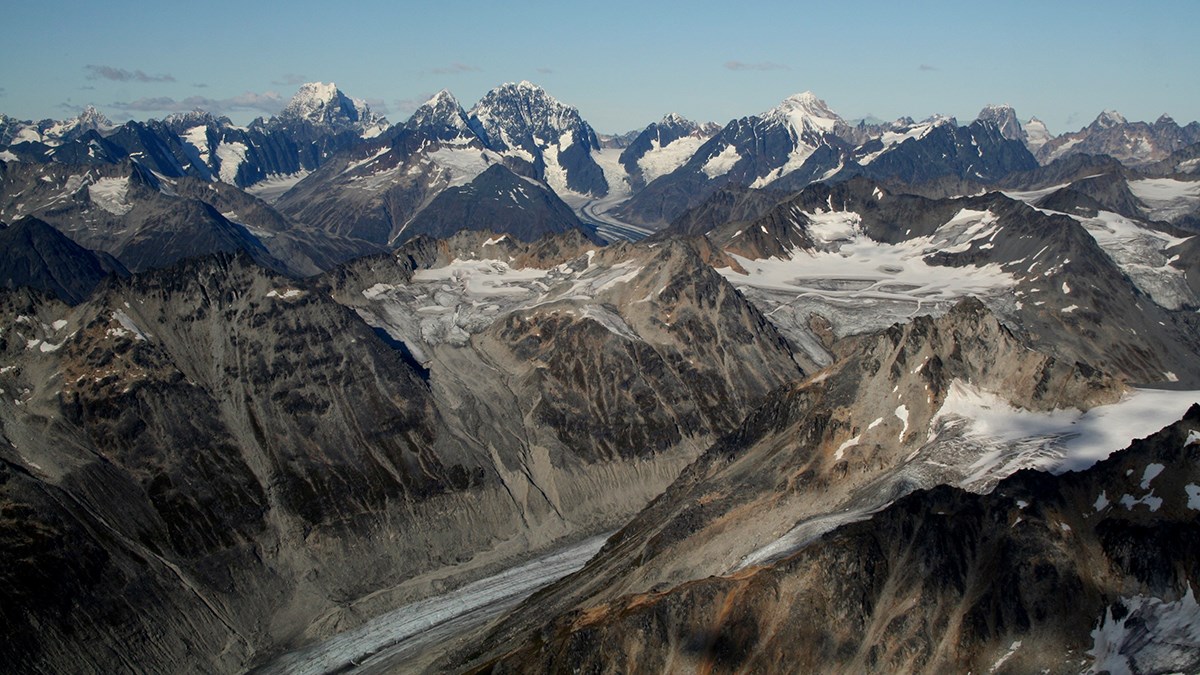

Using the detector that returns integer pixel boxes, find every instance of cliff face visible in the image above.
[443,298,1133,671]
[0,232,807,673]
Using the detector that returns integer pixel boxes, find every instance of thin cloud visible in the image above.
[724,60,788,72]
[430,62,480,75]
[394,93,436,115]
[362,97,390,115]
[85,64,175,83]
[918,64,938,72]
[193,83,209,89]
[111,91,285,117]
[536,67,554,74]
[272,73,309,86]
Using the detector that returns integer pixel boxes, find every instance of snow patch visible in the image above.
[834,435,861,461]
[245,171,310,203]
[1128,178,1200,223]
[428,147,496,187]
[1185,484,1200,510]
[110,310,148,341]
[638,136,706,184]
[1087,589,1200,675]
[1140,463,1164,490]
[701,144,741,179]
[216,141,248,183]
[87,177,132,215]
[895,404,909,440]
[933,381,1200,481]
[1073,211,1192,310]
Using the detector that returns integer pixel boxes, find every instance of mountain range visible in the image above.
[1,80,1199,674]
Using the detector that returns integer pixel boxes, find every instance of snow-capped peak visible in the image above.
[425,89,459,107]
[763,91,844,135]
[1022,117,1052,152]
[660,112,690,126]
[406,89,471,134]
[280,82,344,119]
[34,105,114,145]
[1093,110,1127,129]
[75,105,113,130]
[975,104,1024,141]
[1154,114,1176,126]
[468,81,596,151]
[277,82,386,133]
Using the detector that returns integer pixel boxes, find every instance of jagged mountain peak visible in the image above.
[276,81,384,132]
[470,79,578,119]
[425,88,459,107]
[763,90,842,131]
[1155,113,1177,126]
[163,109,223,128]
[975,103,1024,141]
[468,81,599,153]
[660,112,691,126]
[406,89,470,133]
[1093,109,1128,129]
[283,81,341,111]
[75,105,113,130]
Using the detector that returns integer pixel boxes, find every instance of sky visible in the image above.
[2,0,1198,136]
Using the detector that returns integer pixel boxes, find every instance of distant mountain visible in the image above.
[0,106,113,147]
[467,81,608,196]
[1036,110,1200,166]
[0,83,389,192]
[403,89,473,140]
[275,84,607,246]
[975,104,1024,142]
[618,96,1038,228]
[616,91,852,227]
[850,117,1039,185]
[271,81,387,138]
[619,113,721,191]
[597,129,640,149]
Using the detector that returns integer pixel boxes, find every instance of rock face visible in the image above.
[479,404,1200,674]
[0,229,808,673]
[439,299,1125,673]
[467,81,608,197]
[0,255,475,673]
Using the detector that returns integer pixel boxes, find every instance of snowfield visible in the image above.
[1128,178,1200,223]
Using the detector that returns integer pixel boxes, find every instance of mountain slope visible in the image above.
[480,404,1200,674]
[0,217,126,303]
[400,164,590,243]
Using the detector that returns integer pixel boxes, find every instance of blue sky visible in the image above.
[2,0,1197,135]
